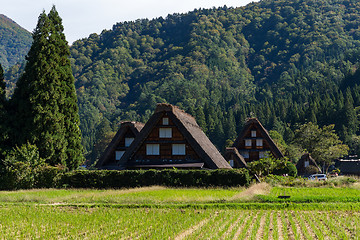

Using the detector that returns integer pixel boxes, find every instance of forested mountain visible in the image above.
[68,0,360,162]
[3,0,360,164]
[0,15,32,70]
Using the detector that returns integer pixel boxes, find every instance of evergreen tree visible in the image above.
[224,109,237,141]
[48,7,84,169]
[195,106,207,133]
[11,6,83,169]
[88,118,114,166]
[343,89,358,136]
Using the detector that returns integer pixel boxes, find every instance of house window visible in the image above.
[115,151,125,161]
[256,139,263,147]
[251,130,257,137]
[125,137,134,147]
[245,139,252,147]
[259,151,265,159]
[159,128,172,138]
[146,144,160,155]
[240,151,249,159]
[172,144,185,155]
[304,160,309,168]
[229,160,234,167]
[162,117,169,125]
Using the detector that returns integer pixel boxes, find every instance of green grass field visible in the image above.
[0,183,359,239]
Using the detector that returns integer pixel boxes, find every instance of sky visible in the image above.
[2,0,258,44]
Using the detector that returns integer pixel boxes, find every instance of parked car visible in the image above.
[308,174,327,181]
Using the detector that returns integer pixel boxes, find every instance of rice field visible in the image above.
[0,207,358,239]
[0,184,359,239]
[258,186,360,203]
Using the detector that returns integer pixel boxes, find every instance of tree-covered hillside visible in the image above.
[68,0,360,162]
[0,15,32,70]
[3,0,360,164]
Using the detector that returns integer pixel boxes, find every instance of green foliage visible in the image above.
[346,135,360,156]
[264,174,359,188]
[0,63,7,154]
[59,169,251,188]
[273,161,297,177]
[269,130,287,154]
[293,122,349,171]
[248,154,297,178]
[247,155,277,178]
[5,0,360,162]
[10,7,83,170]
[62,0,360,159]
[0,14,32,70]
[304,165,321,175]
[2,143,50,189]
[88,118,115,165]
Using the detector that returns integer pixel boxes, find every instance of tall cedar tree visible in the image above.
[11,7,83,169]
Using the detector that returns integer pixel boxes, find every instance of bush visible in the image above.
[0,162,251,189]
[273,162,297,177]
[0,143,65,190]
[58,169,251,188]
[304,165,321,175]
[35,165,65,188]
[248,155,297,178]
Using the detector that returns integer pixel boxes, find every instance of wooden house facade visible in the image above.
[230,118,284,163]
[95,121,144,169]
[118,103,231,169]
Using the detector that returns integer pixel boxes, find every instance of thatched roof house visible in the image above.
[225,147,248,168]
[296,153,321,176]
[95,121,144,169]
[232,118,284,162]
[118,103,231,169]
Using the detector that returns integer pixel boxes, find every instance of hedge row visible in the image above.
[0,168,251,190]
[59,169,251,188]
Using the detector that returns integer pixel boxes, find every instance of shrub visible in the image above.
[304,165,321,175]
[248,155,297,178]
[59,169,251,188]
[273,162,297,177]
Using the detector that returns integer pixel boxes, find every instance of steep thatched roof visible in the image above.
[95,121,144,169]
[119,103,231,169]
[225,147,248,168]
[233,118,284,158]
[296,153,321,175]
[298,153,319,167]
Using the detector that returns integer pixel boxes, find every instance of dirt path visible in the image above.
[256,211,267,239]
[267,211,274,240]
[284,211,295,240]
[277,211,284,240]
[243,212,260,240]
[290,211,305,240]
[299,212,318,240]
[221,213,245,239]
[174,218,209,240]
[232,212,252,239]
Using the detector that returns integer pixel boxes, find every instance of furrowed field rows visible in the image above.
[0,207,359,239]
